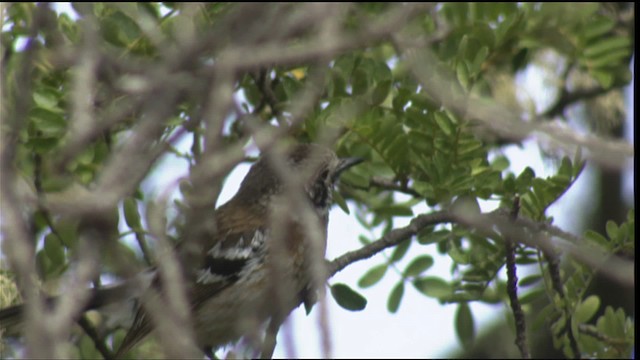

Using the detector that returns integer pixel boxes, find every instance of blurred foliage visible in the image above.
[0,2,633,359]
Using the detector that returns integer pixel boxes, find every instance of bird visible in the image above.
[0,143,363,357]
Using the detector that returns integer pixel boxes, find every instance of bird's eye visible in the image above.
[310,169,331,208]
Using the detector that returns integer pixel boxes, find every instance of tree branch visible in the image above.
[328,211,454,276]
[397,43,633,171]
[541,85,614,119]
[77,315,114,360]
[503,197,530,359]
[368,176,422,198]
[328,208,634,287]
[578,324,631,348]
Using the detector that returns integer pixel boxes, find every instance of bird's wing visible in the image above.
[116,201,267,356]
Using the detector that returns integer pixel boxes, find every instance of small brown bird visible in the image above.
[0,143,363,357]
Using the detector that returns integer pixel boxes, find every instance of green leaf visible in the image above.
[44,232,65,270]
[341,169,370,189]
[33,90,60,111]
[123,197,142,230]
[515,167,535,192]
[418,229,450,245]
[375,204,413,217]
[40,174,72,193]
[584,48,631,69]
[591,69,614,88]
[330,283,367,311]
[519,288,545,305]
[59,13,80,42]
[596,306,627,340]
[413,277,452,299]
[351,68,370,96]
[584,230,609,248]
[434,112,454,137]
[358,235,370,245]
[56,218,79,249]
[448,242,470,264]
[520,193,540,219]
[30,107,67,135]
[584,37,631,59]
[503,174,516,194]
[575,295,600,323]
[455,302,475,347]
[79,334,100,359]
[515,255,539,265]
[532,304,555,330]
[36,250,51,280]
[558,156,573,179]
[605,220,619,241]
[458,35,469,58]
[390,239,411,263]
[100,10,142,47]
[583,18,615,41]
[332,190,350,214]
[358,264,387,288]
[491,156,510,171]
[370,79,392,106]
[471,46,489,75]
[403,255,434,277]
[456,61,469,90]
[110,330,128,359]
[26,137,60,154]
[518,274,542,287]
[387,282,404,313]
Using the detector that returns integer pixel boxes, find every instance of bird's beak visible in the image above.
[334,157,364,179]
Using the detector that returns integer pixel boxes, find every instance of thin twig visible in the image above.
[544,250,581,359]
[329,211,455,276]
[77,315,115,360]
[369,176,422,198]
[542,85,616,119]
[503,197,530,359]
[578,323,630,348]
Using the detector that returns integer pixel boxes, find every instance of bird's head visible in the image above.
[234,144,363,213]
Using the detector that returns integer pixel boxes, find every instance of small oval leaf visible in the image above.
[44,233,65,270]
[518,274,542,287]
[605,220,619,241]
[123,197,142,229]
[413,277,452,299]
[403,255,434,278]
[358,264,388,288]
[575,295,600,323]
[387,282,405,314]
[331,283,367,311]
[390,239,411,263]
[455,302,475,348]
